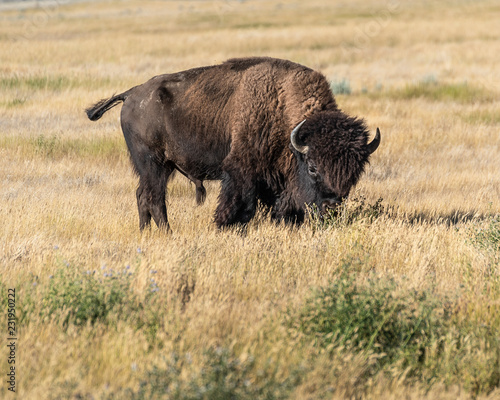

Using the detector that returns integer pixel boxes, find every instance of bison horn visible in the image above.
[367,128,381,154]
[290,119,309,154]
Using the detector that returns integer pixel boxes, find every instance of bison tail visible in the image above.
[85,91,129,121]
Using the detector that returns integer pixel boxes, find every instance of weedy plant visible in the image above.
[41,266,134,327]
[286,268,449,371]
[17,264,174,350]
[468,215,500,273]
[109,347,295,400]
[285,266,500,395]
[330,78,352,95]
[469,215,500,254]
[32,134,60,158]
[308,196,385,231]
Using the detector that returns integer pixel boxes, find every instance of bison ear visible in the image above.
[367,128,381,154]
[290,119,309,154]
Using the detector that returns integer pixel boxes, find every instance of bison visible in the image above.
[86,57,380,231]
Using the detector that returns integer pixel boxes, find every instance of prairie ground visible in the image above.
[1,0,499,399]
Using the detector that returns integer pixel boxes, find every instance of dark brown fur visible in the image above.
[86,57,380,231]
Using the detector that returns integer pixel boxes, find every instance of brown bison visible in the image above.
[86,57,380,231]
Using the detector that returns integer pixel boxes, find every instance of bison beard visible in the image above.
[86,57,380,231]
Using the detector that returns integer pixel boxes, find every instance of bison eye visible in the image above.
[307,164,318,178]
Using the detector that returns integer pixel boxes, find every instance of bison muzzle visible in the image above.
[86,57,380,231]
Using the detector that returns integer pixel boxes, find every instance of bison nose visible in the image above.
[321,198,342,213]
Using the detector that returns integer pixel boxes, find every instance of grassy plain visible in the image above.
[1,0,499,398]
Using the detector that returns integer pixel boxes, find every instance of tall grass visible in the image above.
[1,0,499,399]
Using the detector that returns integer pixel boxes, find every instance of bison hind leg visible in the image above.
[135,161,175,232]
[136,183,152,230]
[173,166,206,206]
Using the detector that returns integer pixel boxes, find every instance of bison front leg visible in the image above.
[270,191,305,225]
[214,169,257,229]
[195,180,206,205]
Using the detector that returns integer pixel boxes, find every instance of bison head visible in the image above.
[289,111,380,214]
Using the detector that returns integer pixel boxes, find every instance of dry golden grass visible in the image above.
[1,0,500,399]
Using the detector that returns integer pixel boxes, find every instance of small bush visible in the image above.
[308,196,384,230]
[32,134,60,158]
[41,267,133,327]
[0,277,38,327]
[469,215,500,254]
[287,270,447,369]
[420,74,438,85]
[114,347,293,400]
[330,78,352,95]
[286,268,500,395]
[10,263,175,350]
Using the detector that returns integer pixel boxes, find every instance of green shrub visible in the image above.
[41,267,133,327]
[0,277,38,328]
[469,215,500,254]
[32,134,60,158]
[287,267,500,395]
[330,78,352,95]
[113,347,293,400]
[287,270,447,368]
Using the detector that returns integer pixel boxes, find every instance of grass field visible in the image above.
[1,0,500,398]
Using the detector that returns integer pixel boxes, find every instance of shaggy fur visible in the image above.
[85,57,380,231]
